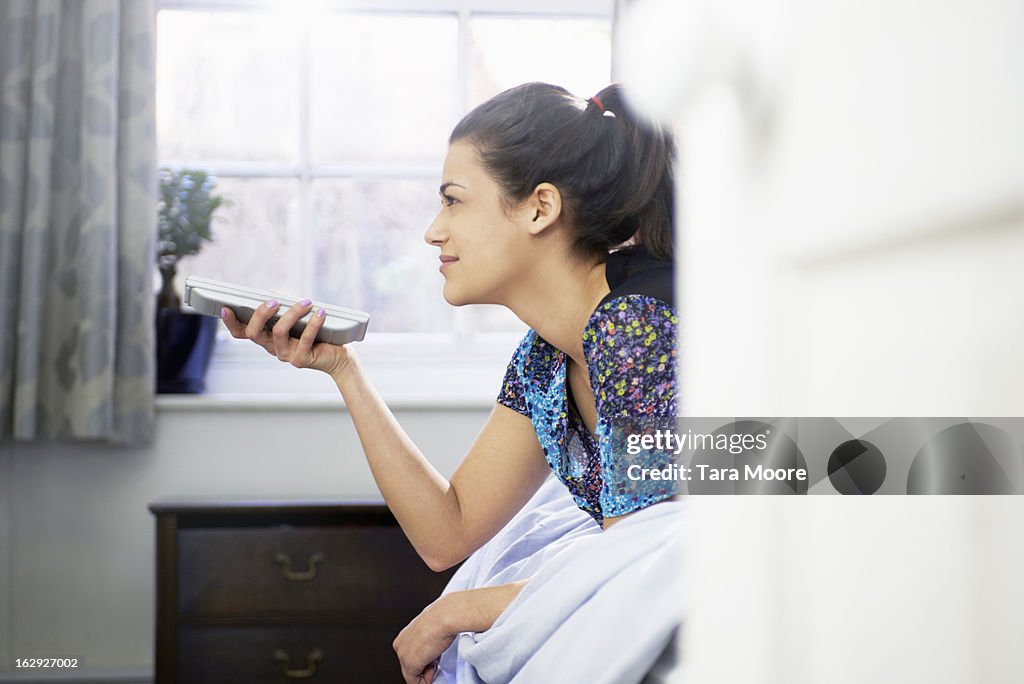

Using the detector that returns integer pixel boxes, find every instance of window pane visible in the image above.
[310,179,453,333]
[157,11,299,162]
[175,178,303,300]
[310,15,459,164]
[468,16,612,105]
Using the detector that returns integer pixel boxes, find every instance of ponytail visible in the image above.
[449,82,676,261]
[586,84,675,260]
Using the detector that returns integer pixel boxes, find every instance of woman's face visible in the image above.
[424,141,533,307]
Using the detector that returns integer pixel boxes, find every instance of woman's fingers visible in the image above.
[221,298,341,372]
[245,299,281,342]
[293,306,326,363]
[220,307,246,338]
[222,306,276,356]
[271,299,315,362]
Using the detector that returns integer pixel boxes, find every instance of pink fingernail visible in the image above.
[300,298,313,307]
[266,299,278,309]
[317,307,325,318]
[220,307,228,319]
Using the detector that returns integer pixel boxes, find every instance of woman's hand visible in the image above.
[393,580,530,683]
[221,299,353,378]
[393,595,458,684]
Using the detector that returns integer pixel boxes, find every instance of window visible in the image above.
[157,0,614,397]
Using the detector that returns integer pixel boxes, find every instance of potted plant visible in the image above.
[155,168,228,393]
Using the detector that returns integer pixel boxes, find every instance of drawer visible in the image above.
[178,625,405,683]
[178,526,446,619]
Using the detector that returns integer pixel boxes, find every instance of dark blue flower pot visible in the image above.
[156,310,219,393]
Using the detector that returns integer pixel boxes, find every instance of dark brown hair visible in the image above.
[449,82,675,261]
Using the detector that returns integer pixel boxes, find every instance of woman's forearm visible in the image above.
[440,579,530,634]
[330,350,463,570]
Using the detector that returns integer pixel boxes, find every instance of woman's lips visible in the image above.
[439,255,459,272]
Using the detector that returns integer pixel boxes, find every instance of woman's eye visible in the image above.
[441,194,458,207]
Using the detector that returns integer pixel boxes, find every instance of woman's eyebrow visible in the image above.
[439,182,466,194]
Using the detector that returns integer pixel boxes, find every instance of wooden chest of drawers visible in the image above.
[149,499,456,683]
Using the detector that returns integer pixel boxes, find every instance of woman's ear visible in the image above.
[525,183,562,235]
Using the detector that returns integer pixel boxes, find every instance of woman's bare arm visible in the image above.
[332,353,550,571]
[223,299,551,572]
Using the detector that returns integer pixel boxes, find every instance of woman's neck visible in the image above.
[505,256,610,366]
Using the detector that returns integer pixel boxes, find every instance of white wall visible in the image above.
[0,400,490,677]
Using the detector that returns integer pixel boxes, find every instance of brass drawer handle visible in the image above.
[274,648,323,679]
[273,552,324,581]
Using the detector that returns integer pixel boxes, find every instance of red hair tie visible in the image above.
[589,96,606,113]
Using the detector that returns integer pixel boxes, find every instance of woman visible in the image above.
[222,82,679,683]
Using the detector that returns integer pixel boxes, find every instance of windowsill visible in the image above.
[155,393,496,411]
[156,331,522,412]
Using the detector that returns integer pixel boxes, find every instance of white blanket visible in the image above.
[435,476,687,683]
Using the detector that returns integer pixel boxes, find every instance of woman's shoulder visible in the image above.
[584,244,677,356]
[584,295,678,416]
[583,294,678,355]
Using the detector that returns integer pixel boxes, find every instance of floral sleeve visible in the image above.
[584,295,680,518]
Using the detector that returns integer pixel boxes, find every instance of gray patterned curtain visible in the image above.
[0,0,157,444]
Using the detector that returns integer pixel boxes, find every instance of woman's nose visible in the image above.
[424,212,447,246]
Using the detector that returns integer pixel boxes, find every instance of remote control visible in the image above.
[183,275,369,346]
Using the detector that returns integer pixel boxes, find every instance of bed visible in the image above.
[435,475,687,683]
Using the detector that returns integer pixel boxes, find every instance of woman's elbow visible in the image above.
[421,547,466,573]
[415,538,468,572]
[424,555,456,573]
[414,521,474,571]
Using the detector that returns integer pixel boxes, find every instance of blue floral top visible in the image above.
[497,246,679,524]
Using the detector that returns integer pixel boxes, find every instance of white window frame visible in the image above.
[156,0,616,404]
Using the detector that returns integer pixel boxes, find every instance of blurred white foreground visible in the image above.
[618,0,1024,681]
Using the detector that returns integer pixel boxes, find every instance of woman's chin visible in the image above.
[441,285,470,307]
[441,280,497,307]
